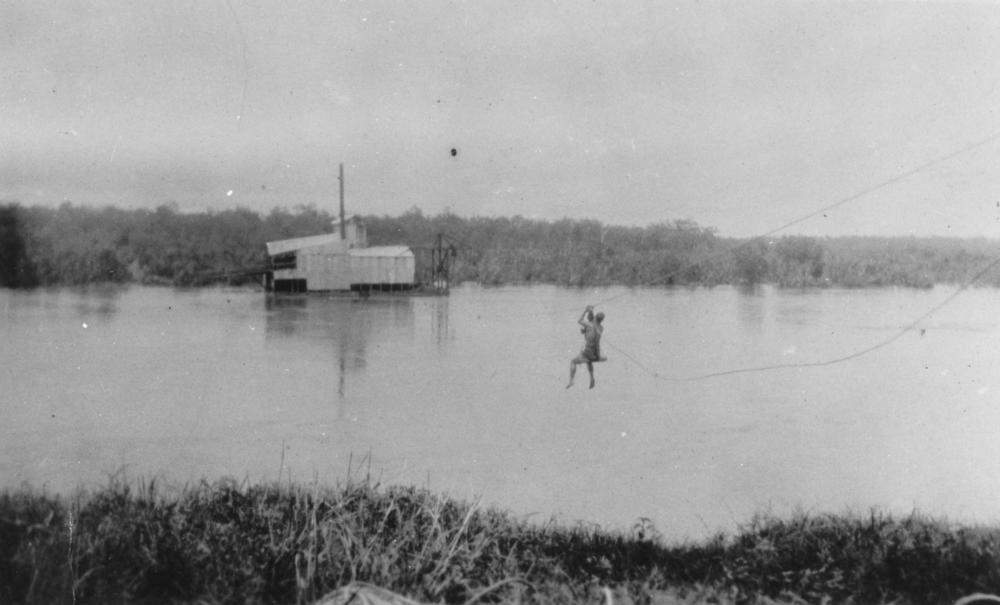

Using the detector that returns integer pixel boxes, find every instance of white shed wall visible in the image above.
[300,251,352,290]
[272,245,415,291]
[350,255,414,285]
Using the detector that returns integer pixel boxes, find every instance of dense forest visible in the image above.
[2,201,1000,289]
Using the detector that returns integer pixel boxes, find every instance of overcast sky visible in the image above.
[4,1,1000,237]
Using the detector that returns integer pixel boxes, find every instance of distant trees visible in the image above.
[18,204,131,285]
[0,204,37,287]
[773,236,825,287]
[732,239,770,285]
[363,214,725,286]
[4,201,1000,290]
[4,203,336,287]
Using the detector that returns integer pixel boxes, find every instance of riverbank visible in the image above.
[6,202,1000,290]
[3,479,1000,604]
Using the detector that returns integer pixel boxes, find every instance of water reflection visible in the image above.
[430,296,452,349]
[0,284,124,319]
[736,284,766,330]
[71,285,123,319]
[775,301,823,327]
[264,295,417,399]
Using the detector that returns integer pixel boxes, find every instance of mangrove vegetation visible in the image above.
[3,201,1000,289]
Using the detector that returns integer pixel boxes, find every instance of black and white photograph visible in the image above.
[5,2,1000,603]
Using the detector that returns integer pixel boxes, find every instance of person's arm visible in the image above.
[578,305,593,328]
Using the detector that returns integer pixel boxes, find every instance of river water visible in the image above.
[3,283,1000,539]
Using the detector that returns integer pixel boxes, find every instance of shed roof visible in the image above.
[266,233,340,256]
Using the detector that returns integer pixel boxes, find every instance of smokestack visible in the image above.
[339,163,346,240]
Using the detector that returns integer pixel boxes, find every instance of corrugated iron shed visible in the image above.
[265,235,416,293]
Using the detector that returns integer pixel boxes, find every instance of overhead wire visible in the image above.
[689,256,1000,379]
[586,128,1000,311]
[586,129,1000,380]
[605,254,1000,382]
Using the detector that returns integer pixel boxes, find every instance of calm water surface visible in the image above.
[4,284,1000,539]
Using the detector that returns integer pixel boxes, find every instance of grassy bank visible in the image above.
[3,479,1000,604]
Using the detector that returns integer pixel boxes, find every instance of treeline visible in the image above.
[0,203,331,287]
[337,208,1000,288]
[3,201,1000,289]
[365,211,728,286]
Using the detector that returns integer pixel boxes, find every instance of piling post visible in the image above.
[339,163,346,240]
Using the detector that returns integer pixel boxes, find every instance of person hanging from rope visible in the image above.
[567,305,606,389]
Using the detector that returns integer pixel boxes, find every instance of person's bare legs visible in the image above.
[587,361,595,388]
[568,354,589,388]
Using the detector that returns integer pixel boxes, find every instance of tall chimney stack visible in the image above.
[338,163,346,240]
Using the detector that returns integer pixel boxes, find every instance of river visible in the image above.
[3,283,1000,539]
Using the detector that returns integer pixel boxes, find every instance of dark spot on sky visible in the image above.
[450,148,457,157]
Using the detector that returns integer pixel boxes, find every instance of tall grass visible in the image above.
[4,478,1000,603]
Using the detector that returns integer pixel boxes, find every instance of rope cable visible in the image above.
[586,129,1000,310]
[604,255,1000,382]
[577,129,1000,381]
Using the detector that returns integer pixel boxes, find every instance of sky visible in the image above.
[4,0,1000,238]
